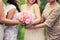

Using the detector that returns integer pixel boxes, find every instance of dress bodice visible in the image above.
[21,4,36,20]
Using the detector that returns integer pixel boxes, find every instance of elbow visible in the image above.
[0,17,5,23]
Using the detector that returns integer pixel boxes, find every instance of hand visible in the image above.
[25,24,31,29]
[18,18,25,24]
[24,21,32,28]
[25,24,36,29]
[34,23,45,28]
[29,25,35,29]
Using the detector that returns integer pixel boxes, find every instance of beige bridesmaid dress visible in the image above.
[21,4,44,40]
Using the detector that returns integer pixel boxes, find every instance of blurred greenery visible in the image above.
[40,0,47,13]
[17,25,25,40]
[3,0,60,40]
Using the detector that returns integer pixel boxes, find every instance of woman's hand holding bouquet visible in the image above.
[18,11,33,26]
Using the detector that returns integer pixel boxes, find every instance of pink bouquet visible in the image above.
[18,11,33,24]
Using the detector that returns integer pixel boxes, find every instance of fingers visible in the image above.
[25,25,35,29]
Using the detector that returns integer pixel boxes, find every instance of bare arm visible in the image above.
[0,0,4,19]
[0,18,20,25]
[34,23,46,28]
[0,0,20,25]
[6,8,16,19]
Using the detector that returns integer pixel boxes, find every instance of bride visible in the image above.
[20,0,44,40]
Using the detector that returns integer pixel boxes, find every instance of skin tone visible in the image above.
[24,0,41,29]
[0,0,20,25]
[34,23,46,28]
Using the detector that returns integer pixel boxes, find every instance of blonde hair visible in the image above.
[25,0,41,7]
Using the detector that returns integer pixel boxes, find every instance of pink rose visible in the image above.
[18,11,33,24]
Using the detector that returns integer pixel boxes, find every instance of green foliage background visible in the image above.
[3,0,60,40]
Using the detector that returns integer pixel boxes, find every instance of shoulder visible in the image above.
[6,4,16,9]
[43,3,49,11]
[6,4,16,12]
[33,3,39,7]
[46,3,49,5]
[33,3,39,8]
[45,3,50,7]
[20,4,27,11]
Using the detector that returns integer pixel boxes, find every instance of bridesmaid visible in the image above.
[3,0,20,40]
[20,0,44,40]
[0,0,21,40]
[42,0,60,21]
[41,0,60,39]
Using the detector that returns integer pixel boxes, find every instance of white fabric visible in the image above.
[4,4,16,18]
[24,28,44,40]
[0,24,4,40]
